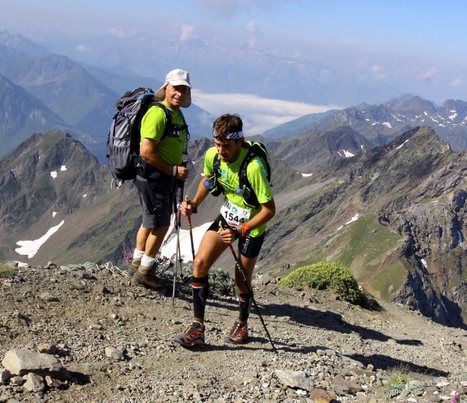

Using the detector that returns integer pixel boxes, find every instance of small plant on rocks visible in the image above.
[123,251,133,264]
[278,261,365,304]
[383,371,427,400]
[383,372,411,399]
[178,265,235,297]
[208,267,235,297]
[0,263,16,278]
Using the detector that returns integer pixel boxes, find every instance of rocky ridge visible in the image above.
[0,262,466,402]
[265,95,467,150]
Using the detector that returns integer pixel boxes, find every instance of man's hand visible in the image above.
[235,224,251,238]
[218,228,236,244]
[179,198,197,216]
[175,165,189,181]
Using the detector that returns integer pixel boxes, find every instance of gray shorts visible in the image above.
[134,169,176,229]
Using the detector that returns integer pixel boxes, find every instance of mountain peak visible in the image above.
[384,95,436,114]
[0,30,50,57]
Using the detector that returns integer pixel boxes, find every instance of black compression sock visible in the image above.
[192,276,209,319]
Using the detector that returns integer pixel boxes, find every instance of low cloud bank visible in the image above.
[192,90,339,135]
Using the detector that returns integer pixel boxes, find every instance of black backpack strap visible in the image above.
[151,102,189,140]
[208,153,224,196]
[239,142,271,208]
[239,144,260,208]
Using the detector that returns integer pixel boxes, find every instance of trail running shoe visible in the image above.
[131,265,162,290]
[173,321,205,347]
[224,320,249,344]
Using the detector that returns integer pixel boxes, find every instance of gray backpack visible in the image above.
[106,87,159,182]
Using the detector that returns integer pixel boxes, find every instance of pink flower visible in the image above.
[450,390,461,403]
[123,251,133,263]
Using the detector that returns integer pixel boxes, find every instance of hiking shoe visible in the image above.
[131,265,162,290]
[127,259,141,278]
[224,320,248,344]
[173,321,205,347]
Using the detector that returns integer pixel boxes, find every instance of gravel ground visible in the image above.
[0,262,466,402]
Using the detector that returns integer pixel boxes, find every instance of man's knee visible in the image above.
[193,256,210,277]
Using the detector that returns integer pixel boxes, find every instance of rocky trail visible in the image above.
[0,262,466,402]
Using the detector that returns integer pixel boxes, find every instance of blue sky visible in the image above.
[2,0,467,134]
[2,0,465,62]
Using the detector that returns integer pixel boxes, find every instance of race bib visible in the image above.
[220,200,251,227]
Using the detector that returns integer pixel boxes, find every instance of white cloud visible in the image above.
[420,67,438,82]
[192,89,338,135]
[450,78,462,87]
[180,24,195,42]
[75,44,90,53]
[245,20,260,48]
[109,27,127,38]
[371,64,387,80]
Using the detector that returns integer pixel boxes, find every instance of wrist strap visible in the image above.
[172,165,178,178]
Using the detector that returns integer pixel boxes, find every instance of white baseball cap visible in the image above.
[155,69,191,107]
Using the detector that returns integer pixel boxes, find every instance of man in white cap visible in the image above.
[129,69,192,289]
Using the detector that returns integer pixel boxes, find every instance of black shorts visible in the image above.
[208,215,265,258]
[134,165,176,228]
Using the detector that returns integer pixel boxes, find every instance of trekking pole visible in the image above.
[220,222,278,353]
[185,196,196,262]
[172,208,182,301]
[172,181,185,301]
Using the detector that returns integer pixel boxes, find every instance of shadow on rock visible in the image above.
[69,371,91,386]
[347,353,449,377]
[262,302,423,346]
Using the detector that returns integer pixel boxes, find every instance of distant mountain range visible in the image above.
[1,30,466,164]
[0,31,215,160]
[264,94,467,150]
[0,74,66,151]
[37,27,458,107]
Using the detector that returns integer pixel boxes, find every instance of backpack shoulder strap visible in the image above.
[240,141,269,178]
[151,102,189,140]
[213,152,221,175]
[239,141,271,208]
[151,102,171,138]
[239,142,256,187]
[208,152,223,196]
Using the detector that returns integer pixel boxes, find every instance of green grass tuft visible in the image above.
[209,267,236,297]
[384,372,411,399]
[278,261,365,304]
[0,263,17,278]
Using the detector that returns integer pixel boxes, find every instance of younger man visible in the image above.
[174,113,275,347]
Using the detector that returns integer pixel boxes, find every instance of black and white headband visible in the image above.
[212,129,244,140]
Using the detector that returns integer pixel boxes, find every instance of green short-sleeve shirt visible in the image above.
[140,101,188,165]
[204,146,273,237]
